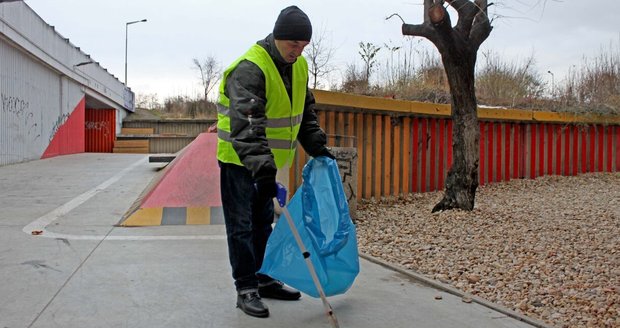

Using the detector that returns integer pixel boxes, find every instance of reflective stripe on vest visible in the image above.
[216,103,303,128]
[217,129,298,150]
[216,44,308,168]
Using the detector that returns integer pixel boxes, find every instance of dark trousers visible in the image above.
[219,162,274,291]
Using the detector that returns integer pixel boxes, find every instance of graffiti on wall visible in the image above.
[1,92,40,140]
[332,147,358,220]
[85,120,111,137]
[49,112,70,142]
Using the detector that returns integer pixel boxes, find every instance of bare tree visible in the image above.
[135,93,161,110]
[192,56,221,102]
[303,27,336,89]
[397,0,492,212]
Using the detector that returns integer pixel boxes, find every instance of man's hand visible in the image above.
[255,176,277,204]
[317,147,335,160]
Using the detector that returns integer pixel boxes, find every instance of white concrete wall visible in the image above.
[0,1,133,165]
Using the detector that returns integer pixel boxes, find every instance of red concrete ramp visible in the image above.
[119,133,223,226]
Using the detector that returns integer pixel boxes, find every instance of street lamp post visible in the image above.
[547,70,555,97]
[124,19,147,85]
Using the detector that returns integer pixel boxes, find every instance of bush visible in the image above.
[163,95,217,119]
[555,42,620,115]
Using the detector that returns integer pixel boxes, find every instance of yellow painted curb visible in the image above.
[120,207,163,226]
[313,89,620,125]
[119,207,223,227]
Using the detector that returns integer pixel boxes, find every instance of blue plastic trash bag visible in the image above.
[259,156,359,298]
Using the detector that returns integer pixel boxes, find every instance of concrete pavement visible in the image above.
[0,153,539,328]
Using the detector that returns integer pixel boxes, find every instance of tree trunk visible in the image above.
[400,0,491,213]
[432,49,479,212]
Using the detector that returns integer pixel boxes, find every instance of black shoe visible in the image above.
[236,291,269,318]
[258,281,301,301]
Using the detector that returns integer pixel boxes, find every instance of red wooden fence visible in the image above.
[289,90,620,200]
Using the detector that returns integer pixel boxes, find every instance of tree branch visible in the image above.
[446,0,478,38]
[402,23,438,43]
[386,13,406,24]
[423,0,434,23]
[470,0,492,49]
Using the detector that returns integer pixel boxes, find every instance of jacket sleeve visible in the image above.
[298,88,329,157]
[225,60,277,182]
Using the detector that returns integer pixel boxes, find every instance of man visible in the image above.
[216,5,334,318]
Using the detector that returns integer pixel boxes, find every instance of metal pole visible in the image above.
[547,70,554,97]
[124,23,128,84]
[124,19,147,85]
[279,206,340,328]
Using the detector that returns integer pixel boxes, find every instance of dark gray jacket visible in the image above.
[225,34,328,182]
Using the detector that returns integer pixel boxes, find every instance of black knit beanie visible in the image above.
[273,6,312,41]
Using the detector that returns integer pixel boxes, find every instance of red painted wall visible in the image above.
[41,97,86,159]
[85,108,116,152]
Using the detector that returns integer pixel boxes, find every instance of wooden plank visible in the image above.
[337,112,345,147]
[313,89,451,117]
[496,122,503,181]
[616,126,620,171]
[364,115,373,199]
[327,111,336,144]
[572,126,579,176]
[479,122,486,185]
[313,90,620,125]
[429,119,437,191]
[412,119,419,192]
[555,125,562,175]
[374,115,383,198]
[447,120,453,177]
[114,139,149,148]
[319,111,327,136]
[564,126,571,175]
[530,124,537,178]
[598,126,604,172]
[581,127,588,173]
[546,125,553,175]
[420,119,428,192]
[383,115,391,197]
[113,147,149,154]
[488,122,494,183]
[589,126,596,172]
[356,112,364,200]
[438,120,445,189]
[121,128,154,135]
[401,117,410,195]
[512,124,519,179]
[392,118,401,196]
[504,123,511,182]
[539,124,545,176]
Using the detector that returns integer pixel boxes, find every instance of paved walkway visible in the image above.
[0,154,537,328]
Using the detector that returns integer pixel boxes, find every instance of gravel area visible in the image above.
[356,172,619,328]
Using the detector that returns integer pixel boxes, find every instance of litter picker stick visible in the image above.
[280,206,340,328]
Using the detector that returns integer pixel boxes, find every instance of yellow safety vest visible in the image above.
[216,44,308,168]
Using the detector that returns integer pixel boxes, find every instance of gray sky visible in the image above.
[23,0,620,102]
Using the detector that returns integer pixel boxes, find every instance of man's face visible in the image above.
[274,40,310,63]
